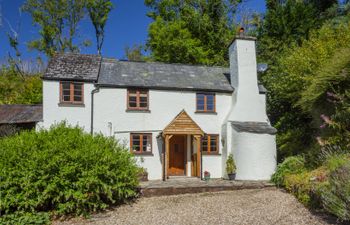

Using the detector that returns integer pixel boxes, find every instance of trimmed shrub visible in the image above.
[0,123,139,224]
[271,156,306,186]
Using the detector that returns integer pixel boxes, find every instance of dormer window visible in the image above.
[196,93,215,112]
[127,89,149,110]
[60,81,84,104]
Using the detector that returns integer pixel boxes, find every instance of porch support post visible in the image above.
[164,134,173,180]
[194,135,201,178]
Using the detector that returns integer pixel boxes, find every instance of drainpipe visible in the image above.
[91,56,103,135]
[90,85,100,135]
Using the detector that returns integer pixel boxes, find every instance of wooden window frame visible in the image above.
[127,89,149,111]
[201,134,219,155]
[130,133,153,155]
[196,93,216,113]
[59,81,84,104]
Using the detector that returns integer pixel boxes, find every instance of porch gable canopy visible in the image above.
[162,110,204,136]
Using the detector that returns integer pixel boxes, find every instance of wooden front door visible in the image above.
[169,135,186,176]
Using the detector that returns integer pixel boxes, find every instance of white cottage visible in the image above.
[42,35,277,181]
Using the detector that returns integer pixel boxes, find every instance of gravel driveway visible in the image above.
[55,188,334,225]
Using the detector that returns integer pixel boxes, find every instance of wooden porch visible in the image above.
[162,110,204,180]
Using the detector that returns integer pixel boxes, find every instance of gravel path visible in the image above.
[54,188,332,225]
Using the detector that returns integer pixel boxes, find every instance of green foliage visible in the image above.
[145,0,242,66]
[0,67,42,104]
[225,154,236,174]
[124,44,146,62]
[0,211,50,225]
[284,172,313,205]
[22,0,88,57]
[319,160,350,221]
[262,18,350,161]
[271,156,306,186]
[87,0,113,55]
[0,123,139,224]
[259,0,321,64]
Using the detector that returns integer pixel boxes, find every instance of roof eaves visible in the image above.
[96,83,234,93]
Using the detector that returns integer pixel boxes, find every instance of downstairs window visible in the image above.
[130,133,152,154]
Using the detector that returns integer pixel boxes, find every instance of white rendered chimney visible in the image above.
[228,35,269,123]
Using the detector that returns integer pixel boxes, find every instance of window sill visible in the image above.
[126,109,151,113]
[202,152,221,156]
[195,111,217,115]
[58,103,85,107]
[132,152,154,156]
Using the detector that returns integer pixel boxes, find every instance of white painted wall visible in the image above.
[42,80,94,132]
[228,39,269,123]
[231,128,277,180]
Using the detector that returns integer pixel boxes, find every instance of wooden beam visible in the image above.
[194,135,201,178]
[165,135,170,179]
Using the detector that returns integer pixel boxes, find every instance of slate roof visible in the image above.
[0,105,43,124]
[44,53,101,81]
[231,121,277,135]
[98,58,234,93]
[43,54,270,93]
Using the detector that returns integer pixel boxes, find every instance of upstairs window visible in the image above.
[196,93,215,112]
[127,89,149,110]
[202,134,219,154]
[60,82,83,104]
[130,133,152,154]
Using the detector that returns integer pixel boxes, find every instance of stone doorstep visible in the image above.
[139,180,275,197]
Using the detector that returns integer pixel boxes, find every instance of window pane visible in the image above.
[202,136,208,152]
[62,82,70,90]
[132,135,140,152]
[207,103,214,111]
[74,83,82,91]
[74,96,82,102]
[210,136,217,152]
[62,82,71,102]
[129,90,137,95]
[207,95,214,111]
[129,101,137,108]
[63,96,70,101]
[139,95,148,108]
[63,90,70,96]
[197,94,205,110]
[142,135,152,152]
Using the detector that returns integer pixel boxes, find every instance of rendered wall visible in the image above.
[42,82,231,180]
[231,128,277,180]
[42,80,94,132]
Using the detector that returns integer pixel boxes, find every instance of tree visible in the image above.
[124,44,145,61]
[86,0,113,55]
[22,0,87,57]
[145,0,242,66]
[262,18,350,163]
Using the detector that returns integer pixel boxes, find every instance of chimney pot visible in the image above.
[239,27,245,37]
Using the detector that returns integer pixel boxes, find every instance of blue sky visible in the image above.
[0,0,266,62]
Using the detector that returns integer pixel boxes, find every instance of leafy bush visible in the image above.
[284,172,313,205]
[0,211,50,225]
[0,123,139,224]
[319,160,350,221]
[271,156,306,186]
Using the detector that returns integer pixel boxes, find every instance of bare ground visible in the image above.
[54,188,339,225]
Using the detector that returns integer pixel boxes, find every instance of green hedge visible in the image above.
[0,123,139,224]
